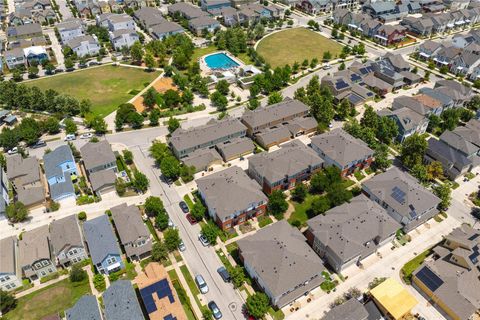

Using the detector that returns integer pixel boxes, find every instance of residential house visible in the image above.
[248,140,324,194]
[168,2,207,20]
[109,29,139,50]
[237,220,326,308]
[370,278,418,320]
[321,72,375,107]
[310,128,374,177]
[66,35,101,57]
[103,280,144,320]
[297,0,332,14]
[323,299,378,320]
[362,167,441,232]
[425,129,480,179]
[374,24,406,46]
[23,46,48,65]
[417,88,454,112]
[305,194,400,272]
[133,7,166,31]
[197,166,268,230]
[371,60,405,90]
[110,203,152,260]
[56,18,84,43]
[363,1,396,19]
[43,145,77,202]
[6,154,45,208]
[0,237,22,292]
[65,295,103,320]
[417,40,443,59]
[83,215,123,275]
[215,137,255,161]
[188,16,220,35]
[378,107,429,142]
[412,225,480,320]
[105,13,135,31]
[392,96,436,117]
[151,21,184,40]
[80,140,117,195]
[169,117,247,159]
[383,52,410,72]
[401,16,433,36]
[4,48,27,69]
[18,225,57,280]
[50,215,88,267]
[182,148,223,173]
[6,23,43,40]
[433,45,461,67]
[0,167,8,218]
[135,263,187,320]
[451,51,480,75]
[435,80,474,106]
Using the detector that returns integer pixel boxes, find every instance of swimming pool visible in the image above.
[205,53,240,70]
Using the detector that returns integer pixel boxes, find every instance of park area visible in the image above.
[256,28,343,68]
[3,278,91,320]
[25,65,160,117]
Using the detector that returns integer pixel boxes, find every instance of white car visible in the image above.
[80,133,93,139]
[323,64,331,70]
[195,275,209,294]
[64,134,76,141]
[7,147,18,155]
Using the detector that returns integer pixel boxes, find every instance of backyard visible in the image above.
[256,28,343,68]
[4,278,91,320]
[25,65,160,117]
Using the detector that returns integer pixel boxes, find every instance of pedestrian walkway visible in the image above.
[85,266,101,297]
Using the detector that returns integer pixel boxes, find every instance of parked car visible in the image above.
[66,67,75,72]
[323,64,331,70]
[178,241,186,252]
[31,140,46,149]
[208,301,222,319]
[79,63,87,69]
[89,61,99,66]
[195,275,209,294]
[7,147,18,155]
[179,201,189,213]
[186,214,198,225]
[198,233,209,246]
[54,68,64,73]
[64,134,76,141]
[161,174,173,185]
[80,133,93,139]
[217,266,230,283]
[168,219,175,229]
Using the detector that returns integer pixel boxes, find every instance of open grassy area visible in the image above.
[401,248,432,284]
[256,28,343,68]
[179,265,202,309]
[168,269,197,320]
[288,194,319,226]
[25,65,160,117]
[4,279,90,320]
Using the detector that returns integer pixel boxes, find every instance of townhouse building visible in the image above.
[56,18,84,43]
[49,215,88,267]
[0,237,22,291]
[66,35,101,57]
[43,145,77,202]
[6,154,45,208]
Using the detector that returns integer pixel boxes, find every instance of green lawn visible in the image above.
[401,248,432,284]
[288,194,319,226]
[354,171,365,181]
[25,65,160,117]
[4,279,91,320]
[179,265,203,309]
[256,28,343,68]
[183,194,195,210]
[168,269,197,320]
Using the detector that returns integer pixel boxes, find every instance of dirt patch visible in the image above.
[23,286,69,312]
[131,77,178,112]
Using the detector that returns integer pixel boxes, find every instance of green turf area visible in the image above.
[4,279,91,320]
[168,269,197,320]
[401,248,432,284]
[183,194,195,210]
[256,28,343,68]
[288,194,319,226]
[25,65,160,117]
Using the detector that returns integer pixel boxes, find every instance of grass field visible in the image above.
[25,65,160,117]
[4,279,91,320]
[256,28,343,68]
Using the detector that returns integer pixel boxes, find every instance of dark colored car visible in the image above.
[31,140,46,149]
[179,201,189,213]
[79,63,87,69]
[89,61,99,66]
[208,301,222,319]
[186,214,198,225]
[217,266,230,283]
[54,68,64,73]
[66,67,75,72]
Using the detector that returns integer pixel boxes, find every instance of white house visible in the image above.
[56,18,84,43]
[109,29,139,50]
[66,34,101,57]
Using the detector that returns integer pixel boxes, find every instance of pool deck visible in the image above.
[199,50,245,77]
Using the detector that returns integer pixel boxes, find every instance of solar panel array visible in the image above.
[348,94,362,105]
[391,186,406,204]
[350,74,362,82]
[415,266,444,292]
[335,79,350,90]
[469,246,479,264]
[139,279,175,314]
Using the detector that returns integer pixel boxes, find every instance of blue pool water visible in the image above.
[205,53,240,70]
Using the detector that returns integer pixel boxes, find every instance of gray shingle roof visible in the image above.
[248,140,323,184]
[197,166,267,221]
[189,16,218,28]
[307,194,400,264]
[83,215,121,266]
[6,154,45,206]
[151,21,183,36]
[183,148,223,172]
[66,35,98,49]
[134,7,165,27]
[0,236,17,274]
[65,295,102,320]
[241,99,309,130]
[310,128,374,168]
[43,145,75,179]
[7,23,42,37]
[216,137,254,160]
[110,203,149,245]
[323,298,369,320]
[89,169,116,191]
[103,280,144,320]
[237,220,325,307]
[18,225,51,267]
[50,215,84,256]
[80,140,116,171]
[440,130,479,155]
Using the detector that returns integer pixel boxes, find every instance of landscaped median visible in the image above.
[401,248,433,284]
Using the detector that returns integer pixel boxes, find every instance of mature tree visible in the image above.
[28,66,39,78]
[327,183,352,207]
[160,156,181,179]
[167,117,180,134]
[164,228,181,252]
[145,196,164,217]
[149,109,160,126]
[151,241,168,261]
[210,91,228,111]
[291,183,307,202]
[310,166,342,194]
[163,89,181,109]
[44,117,60,134]
[65,58,74,69]
[144,52,156,70]
[6,201,28,223]
[267,190,288,219]
[0,290,17,314]
[201,223,218,245]
[373,144,391,171]
[268,91,283,105]
[143,88,157,109]
[215,80,230,96]
[336,99,351,120]
[307,196,330,218]
[90,116,108,134]
[130,41,144,63]
[360,105,379,130]
[323,51,332,61]
[400,134,428,169]
[433,184,451,210]
[411,164,428,184]
[133,170,149,192]
[155,211,169,231]
[246,293,270,319]
[150,141,170,165]
[426,161,444,181]
[376,116,398,144]
[123,150,133,165]
[180,165,195,183]
[70,263,87,282]
[64,118,78,135]
[229,266,246,288]
[191,201,206,222]
[441,108,460,131]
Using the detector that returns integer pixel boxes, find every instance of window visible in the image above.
[5,284,11,289]
[107,257,116,265]
[5,276,10,281]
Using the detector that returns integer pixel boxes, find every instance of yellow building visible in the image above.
[370,278,418,320]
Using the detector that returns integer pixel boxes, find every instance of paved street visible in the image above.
[56,0,73,20]
[44,28,65,66]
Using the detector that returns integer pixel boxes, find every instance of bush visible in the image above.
[93,274,106,291]
[50,201,60,212]
[40,272,59,283]
[78,211,87,221]
[70,263,87,282]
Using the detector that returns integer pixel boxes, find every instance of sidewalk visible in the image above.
[170,258,203,319]
[85,266,101,297]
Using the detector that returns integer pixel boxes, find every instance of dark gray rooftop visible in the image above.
[103,280,144,320]
[65,295,102,320]
[83,215,121,266]
[80,140,116,171]
[50,215,84,256]
[43,145,75,179]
